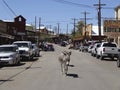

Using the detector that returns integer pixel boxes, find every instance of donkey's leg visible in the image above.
[60,63,63,74]
[64,62,68,75]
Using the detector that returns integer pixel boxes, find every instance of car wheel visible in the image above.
[117,59,120,67]
[96,55,99,59]
[100,53,104,60]
[91,53,93,56]
[17,59,20,65]
[111,56,114,60]
[37,52,40,57]
[28,56,31,60]
[100,55,104,60]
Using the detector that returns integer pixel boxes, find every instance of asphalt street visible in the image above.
[0,44,120,90]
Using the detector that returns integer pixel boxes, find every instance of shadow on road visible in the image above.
[66,73,79,78]
[68,64,74,67]
[0,79,13,82]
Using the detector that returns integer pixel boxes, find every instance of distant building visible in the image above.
[115,5,120,20]
[5,15,26,40]
[102,5,120,47]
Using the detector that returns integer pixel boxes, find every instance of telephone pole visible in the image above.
[57,23,60,35]
[38,17,41,44]
[66,24,68,35]
[94,0,106,42]
[81,11,90,41]
[35,16,37,39]
[72,18,77,37]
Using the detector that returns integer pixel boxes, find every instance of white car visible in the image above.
[91,43,101,57]
[0,45,20,65]
[88,45,93,53]
[96,42,119,60]
[13,41,33,60]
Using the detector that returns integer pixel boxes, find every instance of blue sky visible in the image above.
[0,0,120,34]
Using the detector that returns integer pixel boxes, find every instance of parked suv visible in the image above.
[13,41,33,60]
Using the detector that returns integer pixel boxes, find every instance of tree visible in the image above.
[71,20,84,37]
[76,21,84,36]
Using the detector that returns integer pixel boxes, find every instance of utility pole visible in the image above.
[72,18,77,37]
[39,17,41,30]
[66,24,68,35]
[38,17,41,44]
[94,0,106,42]
[71,18,78,47]
[81,11,90,41]
[57,23,60,35]
[35,16,37,41]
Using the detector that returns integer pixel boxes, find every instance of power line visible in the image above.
[52,0,114,10]
[52,0,94,9]
[2,0,17,16]
[42,20,69,23]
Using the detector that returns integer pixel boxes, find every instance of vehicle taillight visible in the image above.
[103,48,105,52]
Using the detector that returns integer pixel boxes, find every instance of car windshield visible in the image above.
[103,43,117,47]
[0,47,16,52]
[32,45,37,49]
[14,43,28,47]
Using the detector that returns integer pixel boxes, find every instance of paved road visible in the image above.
[0,44,120,90]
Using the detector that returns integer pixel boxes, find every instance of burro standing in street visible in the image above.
[58,50,72,75]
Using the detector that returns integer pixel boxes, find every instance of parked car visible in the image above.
[91,43,101,57]
[96,42,119,60]
[13,41,33,60]
[32,44,40,57]
[60,41,67,47]
[79,43,89,52]
[88,45,94,53]
[0,44,20,65]
[46,43,54,51]
[41,42,48,51]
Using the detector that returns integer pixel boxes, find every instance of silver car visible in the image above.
[0,45,20,65]
[32,44,40,57]
[13,41,33,60]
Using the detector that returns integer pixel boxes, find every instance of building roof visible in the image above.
[115,5,120,11]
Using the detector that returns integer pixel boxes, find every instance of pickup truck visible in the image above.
[96,42,119,60]
[13,41,33,60]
